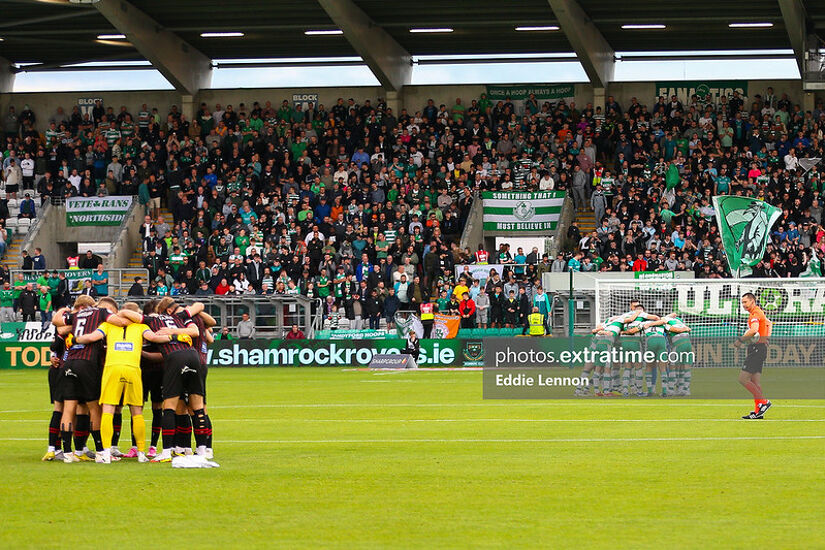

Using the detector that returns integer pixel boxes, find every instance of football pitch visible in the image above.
[1,367,824,549]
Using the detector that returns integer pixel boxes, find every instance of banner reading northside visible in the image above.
[482,191,565,232]
[655,81,748,106]
[65,196,132,226]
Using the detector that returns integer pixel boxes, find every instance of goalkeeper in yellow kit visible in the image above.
[74,302,192,463]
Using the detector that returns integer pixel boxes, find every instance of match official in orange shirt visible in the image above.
[734,293,772,419]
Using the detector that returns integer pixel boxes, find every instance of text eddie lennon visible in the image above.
[482,339,592,399]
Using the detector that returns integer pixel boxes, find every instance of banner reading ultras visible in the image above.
[482,191,565,232]
[65,196,132,226]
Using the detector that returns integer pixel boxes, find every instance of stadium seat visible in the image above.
[15,218,30,234]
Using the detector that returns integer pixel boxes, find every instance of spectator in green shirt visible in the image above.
[38,285,51,328]
[0,281,14,323]
[214,326,235,340]
[13,274,26,315]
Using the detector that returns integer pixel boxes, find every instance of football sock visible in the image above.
[621,368,630,391]
[131,414,146,453]
[634,368,644,391]
[592,371,601,393]
[683,368,691,391]
[49,411,61,450]
[743,381,763,399]
[73,414,90,451]
[101,412,114,450]
[192,409,209,449]
[112,412,122,447]
[645,372,654,394]
[161,409,176,450]
[151,408,162,447]
[205,414,213,449]
[175,414,191,450]
[91,430,103,452]
[60,421,73,454]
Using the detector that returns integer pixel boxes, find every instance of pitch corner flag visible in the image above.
[712,195,781,277]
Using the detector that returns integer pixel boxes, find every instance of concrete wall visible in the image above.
[4,80,821,125]
[107,199,144,269]
[28,205,122,270]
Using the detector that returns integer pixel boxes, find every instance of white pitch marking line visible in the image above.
[5,434,824,444]
[206,403,825,409]
[2,403,824,414]
[202,418,825,423]
[215,435,825,444]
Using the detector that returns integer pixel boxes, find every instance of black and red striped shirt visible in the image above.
[177,310,207,365]
[144,313,195,356]
[64,307,112,364]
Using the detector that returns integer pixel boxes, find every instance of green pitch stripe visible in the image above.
[483,206,563,215]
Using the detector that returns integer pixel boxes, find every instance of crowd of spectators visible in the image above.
[0,86,822,331]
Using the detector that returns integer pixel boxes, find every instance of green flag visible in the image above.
[712,195,781,277]
[665,163,680,189]
[800,250,822,278]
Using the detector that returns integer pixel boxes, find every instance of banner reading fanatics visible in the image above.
[65,196,132,226]
[655,80,748,106]
[482,191,565,232]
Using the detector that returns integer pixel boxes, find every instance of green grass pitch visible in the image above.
[1,367,823,549]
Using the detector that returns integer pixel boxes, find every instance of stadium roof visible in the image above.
[1,0,823,92]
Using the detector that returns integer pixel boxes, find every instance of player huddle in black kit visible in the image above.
[42,296,216,464]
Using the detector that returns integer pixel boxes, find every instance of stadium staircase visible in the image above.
[119,205,173,297]
[575,206,597,235]
[2,199,35,272]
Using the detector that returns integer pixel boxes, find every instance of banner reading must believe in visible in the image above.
[482,191,565,232]
[65,196,132,226]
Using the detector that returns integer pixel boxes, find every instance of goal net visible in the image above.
[594,278,825,369]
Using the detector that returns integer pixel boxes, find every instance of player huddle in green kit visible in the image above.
[576,301,693,397]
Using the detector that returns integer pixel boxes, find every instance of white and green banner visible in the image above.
[485,84,575,102]
[655,80,747,106]
[482,191,565,232]
[65,196,132,226]
[20,269,94,293]
[713,195,781,277]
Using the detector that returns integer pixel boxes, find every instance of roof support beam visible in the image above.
[547,0,614,88]
[0,9,95,30]
[92,0,211,95]
[777,0,809,75]
[0,57,15,93]
[317,0,411,91]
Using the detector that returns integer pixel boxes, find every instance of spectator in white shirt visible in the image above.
[784,150,799,171]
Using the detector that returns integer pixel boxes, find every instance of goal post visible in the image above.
[594,278,825,368]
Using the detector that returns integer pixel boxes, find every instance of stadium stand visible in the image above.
[0,89,823,334]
